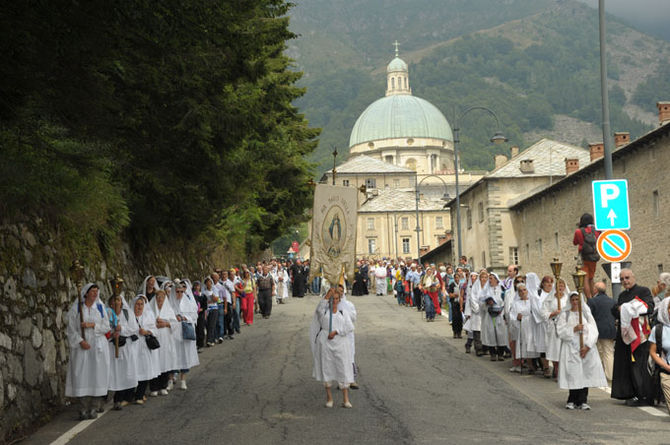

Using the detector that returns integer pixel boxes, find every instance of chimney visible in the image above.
[510,146,520,158]
[658,101,670,125]
[519,159,534,173]
[589,142,604,162]
[565,158,579,175]
[614,132,629,148]
[494,154,508,169]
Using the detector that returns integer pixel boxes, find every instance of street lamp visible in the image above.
[414,174,451,263]
[331,145,338,186]
[452,106,507,260]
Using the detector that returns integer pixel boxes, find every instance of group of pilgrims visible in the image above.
[360,258,608,410]
[64,259,309,420]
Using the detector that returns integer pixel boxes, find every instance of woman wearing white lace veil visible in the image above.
[557,291,606,410]
[169,280,200,390]
[470,270,489,356]
[130,295,160,404]
[463,272,478,354]
[481,273,508,361]
[148,289,178,396]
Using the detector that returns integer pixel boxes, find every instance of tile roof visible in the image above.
[326,155,415,174]
[359,187,447,213]
[487,138,590,178]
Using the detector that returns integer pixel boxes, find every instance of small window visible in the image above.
[393,179,400,188]
[368,238,376,254]
[478,202,484,223]
[367,218,375,230]
[365,178,376,189]
[342,179,349,186]
[435,216,444,229]
[402,238,410,254]
[385,155,394,164]
[659,264,664,274]
[401,217,409,230]
[653,190,660,217]
[509,247,519,265]
[554,232,559,251]
[481,251,486,268]
[466,209,472,229]
[538,238,543,257]
[391,78,395,90]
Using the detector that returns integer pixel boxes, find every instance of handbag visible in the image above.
[145,334,160,350]
[181,321,196,340]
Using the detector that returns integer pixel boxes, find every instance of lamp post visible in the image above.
[414,174,451,264]
[331,146,338,186]
[452,106,507,260]
[598,0,614,180]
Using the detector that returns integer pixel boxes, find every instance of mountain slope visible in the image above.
[290,0,670,172]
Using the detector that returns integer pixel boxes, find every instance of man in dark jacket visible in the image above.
[611,269,655,405]
[587,281,616,381]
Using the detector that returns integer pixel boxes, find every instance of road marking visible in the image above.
[50,408,109,445]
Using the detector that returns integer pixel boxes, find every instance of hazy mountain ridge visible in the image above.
[289,0,670,172]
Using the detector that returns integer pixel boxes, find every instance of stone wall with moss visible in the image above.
[0,217,242,442]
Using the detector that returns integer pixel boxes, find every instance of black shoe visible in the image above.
[465,346,471,354]
[625,397,641,406]
[227,335,234,340]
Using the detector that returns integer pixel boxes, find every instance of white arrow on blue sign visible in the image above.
[591,179,630,230]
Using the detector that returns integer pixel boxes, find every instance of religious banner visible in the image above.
[309,184,358,286]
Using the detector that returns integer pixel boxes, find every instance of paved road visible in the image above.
[28,293,670,444]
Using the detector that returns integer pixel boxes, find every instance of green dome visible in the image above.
[387,57,408,72]
[349,95,453,147]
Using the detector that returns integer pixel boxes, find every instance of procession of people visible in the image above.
[65,259,315,419]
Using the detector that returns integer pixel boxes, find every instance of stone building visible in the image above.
[320,47,483,259]
[445,139,591,274]
[510,108,670,287]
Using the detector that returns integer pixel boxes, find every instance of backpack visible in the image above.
[580,227,600,262]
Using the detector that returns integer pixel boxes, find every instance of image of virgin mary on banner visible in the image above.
[309,184,358,286]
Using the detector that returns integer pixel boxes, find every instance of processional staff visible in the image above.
[110,275,125,358]
[571,267,587,350]
[550,258,563,311]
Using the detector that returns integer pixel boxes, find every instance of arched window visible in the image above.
[391,78,395,89]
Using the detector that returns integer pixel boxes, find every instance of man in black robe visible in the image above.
[290,259,306,298]
[611,268,654,405]
[359,260,369,295]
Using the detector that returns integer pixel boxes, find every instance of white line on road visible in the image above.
[49,409,109,445]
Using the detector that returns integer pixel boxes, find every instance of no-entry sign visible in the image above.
[596,229,632,263]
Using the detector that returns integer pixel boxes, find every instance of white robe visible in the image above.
[310,300,355,386]
[557,309,607,390]
[133,309,161,381]
[528,290,549,353]
[273,269,290,301]
[65,299,111,397]
[149,299,179,373]
[509,300,540,359]
[340,294,357,366]
[170,293,200,370]
[108,308,139,391]
[481,285,508,347]
[463,278,477,332]
[542,293,569,362]
[468,280,485,331]
[375,266,387,295]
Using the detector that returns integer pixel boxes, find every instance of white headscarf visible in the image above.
[483,273,504,306]
[525,273,540,297]
[80,282,98,300]
[657,297,670,327]
[138,275,159,297]
[149,291,177,322]
[132,294,156,329]
[169,280,198,315]
[564,291,592,317]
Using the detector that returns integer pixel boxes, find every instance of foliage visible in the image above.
[0,0,319,257]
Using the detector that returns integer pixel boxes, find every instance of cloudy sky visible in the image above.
[576,0,670,40]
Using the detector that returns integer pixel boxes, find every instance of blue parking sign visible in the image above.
[591,179,630,230]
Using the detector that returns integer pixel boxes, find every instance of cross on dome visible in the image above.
[393,40,400,57]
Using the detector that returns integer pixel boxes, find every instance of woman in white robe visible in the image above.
[65,283,111,420]
[557,291,607,410]
[131,295,160,404]
[481,273,508,361]
[509,283,540,373]
[463,272,478,353]
[470,270,489,356]
[170,281,200,390]
[310,287,355,408]
[107,294,139,410]
[337,283,359,388]
[148,289,178,396]
[542,278,570,378]
[374,263,388,296]
[273,264,290,303]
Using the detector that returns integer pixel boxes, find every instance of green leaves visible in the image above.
[1,0,319,258]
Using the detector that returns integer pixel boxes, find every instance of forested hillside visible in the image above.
[290,0,670,172]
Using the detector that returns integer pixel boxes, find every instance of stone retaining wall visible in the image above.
[0,218,226,442]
